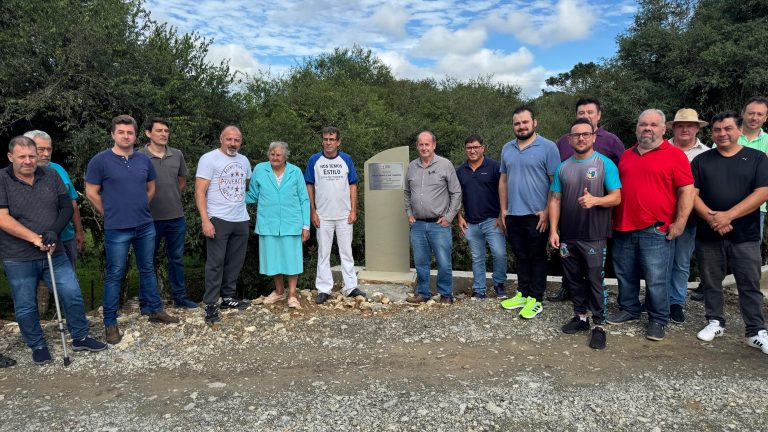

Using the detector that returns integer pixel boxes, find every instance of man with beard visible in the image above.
[549,118,621,349]
[195,125,252,323]
[607,109,695,341]
[499,106,560,319]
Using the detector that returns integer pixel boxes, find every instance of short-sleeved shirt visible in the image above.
[48,162,78,242]
[85,149,157,230]
[691,146,768,243]
[304,151,358,220]
[0,166,69,260]
[499,134,560,216]
[613,140,694,232]
[739,130,768,212]
[551,152,621,241]
[195,148,251,222]
[139,146,188,221]
[456,157,501,224]
[556,127,625,166]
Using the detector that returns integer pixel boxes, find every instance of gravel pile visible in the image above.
[0,283,766,431]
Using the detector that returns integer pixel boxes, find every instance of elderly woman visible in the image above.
[246,141,310,308]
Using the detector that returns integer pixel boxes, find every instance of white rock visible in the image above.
[207,382,226,388]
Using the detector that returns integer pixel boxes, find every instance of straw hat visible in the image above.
[666,108,708,128]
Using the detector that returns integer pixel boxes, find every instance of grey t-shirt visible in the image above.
[139,146,188,221]
[0,166,69,260]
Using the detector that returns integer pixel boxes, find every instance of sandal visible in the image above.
[287,297,301,309]
[0,353,16,368]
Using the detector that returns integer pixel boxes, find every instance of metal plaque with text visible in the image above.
[368,163,404,190]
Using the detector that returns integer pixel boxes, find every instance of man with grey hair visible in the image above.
[607,109,695,341]
[404,130,462,304]
[24,130,85,315]
[195,125,252,324]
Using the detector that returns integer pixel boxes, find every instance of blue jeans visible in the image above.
[410,221,453,298]
[4,254,89,350]
[670,224,696,306]
[154,217,188,303]
[103,222,163,326]
[464,218,507,294]
[612,227,674,325]
[761,211,766,240]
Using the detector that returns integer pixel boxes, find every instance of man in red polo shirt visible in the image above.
[607,109,695,341]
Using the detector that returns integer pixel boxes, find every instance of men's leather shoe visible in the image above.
[547,286,571,302]
[439,296,454,304]
[148,310,180,324]
[406,294,428,304]
[105,325,122,345]
[316,292,331,304]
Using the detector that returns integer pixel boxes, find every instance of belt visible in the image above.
[415,217,439,223]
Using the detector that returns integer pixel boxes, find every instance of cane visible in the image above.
[46,251,71,366]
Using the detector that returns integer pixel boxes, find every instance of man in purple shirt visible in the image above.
[550,96,625,302]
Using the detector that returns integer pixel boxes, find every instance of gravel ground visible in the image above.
[0,283,766,431]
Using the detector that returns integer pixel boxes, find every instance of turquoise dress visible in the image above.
[246,162,310,276]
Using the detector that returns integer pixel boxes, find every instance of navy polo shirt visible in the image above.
[456,157,501,224]
[85,149,156,230]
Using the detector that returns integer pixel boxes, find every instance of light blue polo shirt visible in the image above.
[48,162,78,242]
[499,134,560,216]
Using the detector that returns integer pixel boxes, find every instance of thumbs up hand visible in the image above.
[578,188,598,209]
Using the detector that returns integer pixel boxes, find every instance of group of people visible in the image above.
[405,96,768,352]
[1,94,767,367]
[0,118,363,366]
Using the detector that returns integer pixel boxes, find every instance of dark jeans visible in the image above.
[203,218,249,305]
[561,239,608,324]
[4,254,89,349]
[696,239,765,337]
[612,227,674,326]
[154,217,189,303]
[506,214,548,301]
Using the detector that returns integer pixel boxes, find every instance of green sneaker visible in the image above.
[519,297,543,319]
[500,292,527,310]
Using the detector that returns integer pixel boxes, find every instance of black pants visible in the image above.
[203,217,249,305]
[560,239,607,324]
[506,214,548,301]
[697,239,765,337]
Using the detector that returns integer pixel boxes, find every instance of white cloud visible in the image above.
[206,43,270,77]
[488,0,596,46]
[414,26,487,57]
[368,4,411,38]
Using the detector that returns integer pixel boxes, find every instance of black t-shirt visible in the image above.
[691,146,768,242]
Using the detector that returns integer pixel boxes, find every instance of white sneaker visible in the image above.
[746,329,768,354]
[697,320,725,342]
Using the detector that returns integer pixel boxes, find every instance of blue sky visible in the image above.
[146,0,639,97]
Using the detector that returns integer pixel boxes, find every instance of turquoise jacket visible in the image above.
[246,162,310,235]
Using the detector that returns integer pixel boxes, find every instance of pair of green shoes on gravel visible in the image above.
[500,292,543,319]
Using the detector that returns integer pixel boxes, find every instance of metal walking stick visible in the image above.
[46,251,71,366]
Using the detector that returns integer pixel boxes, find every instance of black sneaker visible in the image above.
[670,304,685,323]
[72,337,108,352]
[220,298,249,310]
[589,327,607,350]
[316,292,331,304]
[547,286,571,302]
[690,285,704,302]
[646,321,665,341]
[347,288,367,298]
[0,353,16,368]
[606,310,639,324]
[561,316,590,334]
[32,347,52,365]
[204,304,221,323]
[493,283,509,299]
[471,292,488,299]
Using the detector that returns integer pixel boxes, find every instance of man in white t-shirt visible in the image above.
[195,125,252,323]
[305,126,365,304]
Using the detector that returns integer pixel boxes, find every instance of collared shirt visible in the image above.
[456,157,501,224]
[556,127,625,166]
[85,149,157,230]
[739,129,768,212]
[0,166,69,260]
[139,146,188,221]
[404,154,462,222]
[499,134,560,216]
[613,140,693,232]
[670,138,711,162]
